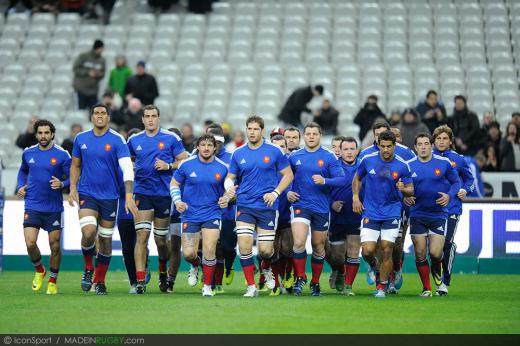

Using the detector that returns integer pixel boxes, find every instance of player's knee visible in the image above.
[79,216,97,231]
[183,250,197,262]
[259,248,273,259]
[25,241,37,251]
[153,226,169,237]
[135,221,152,233]
[98,225,114,238]
[330,252,344,267]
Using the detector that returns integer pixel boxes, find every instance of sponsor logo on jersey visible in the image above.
[50,158,57,166]
[190,172,197,177]
[263,156,270,164]
[435,168,441,176]
[392,171,399,179]
[158,142,165,150]
[136,145,142,151]
[317,159,324,167]
[240,158,246,164]
[296,160,302,165]
[215,173,221,180]
[412,172,418,178]
[451,161,456,168]
[105,143,111,152]
[81,144,87,149]
[29,158,35,164]
[369,169,376,174]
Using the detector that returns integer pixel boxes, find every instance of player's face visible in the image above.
[373,127,389,142]
[378,140,395,161]
[434,132,452,151]
[91,107,109,129]
[331,140,342,158]
[246,122,264,144]
[142,109,160,131]
[36,125,53,148]
[341,141,358,163]
[304,127,321,149]
[284,130,300,151]
[415,137,433,159]
[391,128,402,143]
[198,140,216,160]
[272,139,288,153]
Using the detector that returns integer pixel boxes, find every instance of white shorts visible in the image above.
[360,218,401,243]
[169,223,182,237]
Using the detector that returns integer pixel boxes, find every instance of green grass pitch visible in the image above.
[1,271,519,334]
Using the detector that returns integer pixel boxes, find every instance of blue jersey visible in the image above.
[128,129,185,197]
[117,182,132,221]
[278,153,292,223]
[330,159,362,225]
[408,155,462,219]
[17,144,71,213]
[229,140,290,210]
[464,156,484,198]
[72,129,130,200]
[217,147,236,221]
[433,148,475,215]
[289,146,344,213]
[173,155,228,223]
[359,142,416,161]
[357,152,412,220]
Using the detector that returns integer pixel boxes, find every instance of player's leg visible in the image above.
[214,241,225,293]
[428,219,448,296]
[220,220,237,285]
[410,218,431,297]
[46,227,62,294]
[236,220,257,296]
[269,228,282,295]
[360,220,380,288]
[23,224,45,291]
[257,227,276,290]
[328,224,347,292]
[167,222,181,292]
[309,229,328,297]
[181,224,202,287]
[378,220,400,297]
[344,231,361,296]
[78,204,99,292]
[279,226,294,291]
[361,239,378,294]
[443,214,459,287]
[93,217,116,295]
[390,208,409,292]
[153,215,171,293]
[117,219,137,292]
[134,208,153,293]
[201,226,220,297]
[291,219,309,295]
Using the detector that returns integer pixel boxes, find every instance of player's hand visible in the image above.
[352,197,364,214]
[16,185,27,198]
[403,196,416,206]
[263,192,278,208]
[287,191,300,203]
[175,201,188,213]
[68,189,79,207]
[332,200,344,213]
[457,188,467,200]
[312,174,325,185]
[436,192,450,207]
[49,176,63,190]
[396,178,405,192]
[154,158,169,171]
[225,185,238,200]
[218,196,229,208]
[125,195,139,218]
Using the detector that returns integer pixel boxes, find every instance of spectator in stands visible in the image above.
[512,112,520,127]
[15,115,39,150]
[202,119,214,134]
[481,144,498,172]
[61,123,83,155]
[122,98,144,132]
[399,108,430,149]
[188,0,211,14]
[415,90,447,133]
[85,0,117,25]
[388,110,401,126]
[221,122,232,144]
[278,84,324,128]
[481,111,495,132]
[449,95,481,156]
[124,61,159,106]
[60,0,88,14]
[226,129,245,152]
[499,122,520,171]
[101,91,123,127]
[108,55,132,99]
[148,0,176,13]
[312,96,339,135]
[354,95,385,142]
[181,123,195,153]
[73,39,105,110]
[485,121,502,164]
[360,116,387,150]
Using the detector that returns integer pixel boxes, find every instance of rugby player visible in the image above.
[284,127,301,153]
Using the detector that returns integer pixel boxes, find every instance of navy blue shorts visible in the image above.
[236,207,278,231]
[290,207,330,232]
[79,193,118,221]
[329,223,360,242]
[23,209,63,232]
[170,213,181,224]
[134,193,172,219]
[182,219,221,234]
[410,217,447,236]
[401,205,410,225]
[219,219,237,251]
